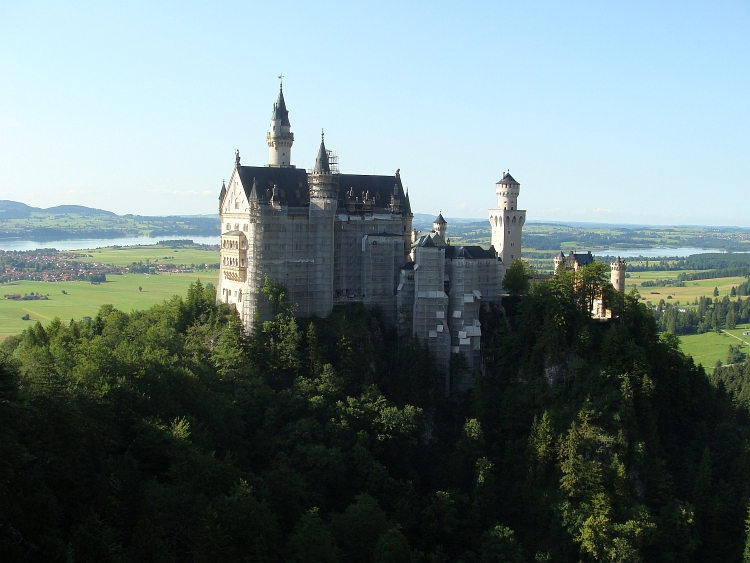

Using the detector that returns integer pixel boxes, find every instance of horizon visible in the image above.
[1,1,748,225]
[3,198,750,232]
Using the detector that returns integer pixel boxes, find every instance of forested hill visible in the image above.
[0,200,219,239]
[1,272,750,562]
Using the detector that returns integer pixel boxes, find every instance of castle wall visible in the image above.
[333,215,406,305]
[411,246,451,388]
[361,234,404,323]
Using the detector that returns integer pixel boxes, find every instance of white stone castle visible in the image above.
[217,84,528,392]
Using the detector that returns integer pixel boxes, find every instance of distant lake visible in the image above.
[593,247,728,258]
[0,236,220,251]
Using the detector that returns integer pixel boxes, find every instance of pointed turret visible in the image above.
[266,81,294,167]
[271,87,291,127]
[433,213,447,240]
[404,188,412,215]
[219,180,226,212]
[554,250,565,274]
[248,177,259,200]
[310,131,336,200]
[314,132,331,174]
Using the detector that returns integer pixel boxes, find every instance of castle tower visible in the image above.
[308,132,336,317]
[433,213,447,241]
[611,256,626,292]
[554,251,565,274]
[489,171,526,266]
[266,82,294,167]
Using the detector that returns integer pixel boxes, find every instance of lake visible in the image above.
[0,236,220,251]
[593,247,728,258]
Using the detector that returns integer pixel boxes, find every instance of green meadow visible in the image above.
[679,324,750,370]
[83,244,219,267]
[0,273,211,339]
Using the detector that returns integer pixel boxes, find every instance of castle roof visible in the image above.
[313,136,330,174]
[446,245,497,260]
[571,251,594,266]
[234,166,408,212]
[497,172,518,185]
[414,232,448,248]
[404,190,412,215]
[271,87,291,126]
[237,166,309,207]
[434,213,447,225]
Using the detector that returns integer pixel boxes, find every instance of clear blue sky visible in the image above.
[1,1,748,226]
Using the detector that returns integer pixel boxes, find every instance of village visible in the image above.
[0,248,214,284]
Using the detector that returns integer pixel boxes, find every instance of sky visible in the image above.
[0,0,748,226]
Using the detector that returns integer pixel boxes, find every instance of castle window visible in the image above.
[235,200,239,209]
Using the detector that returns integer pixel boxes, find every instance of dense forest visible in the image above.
[2,270,750,562]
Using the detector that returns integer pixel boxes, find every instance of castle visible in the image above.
[553,251,627,319]
[217,83,623,392]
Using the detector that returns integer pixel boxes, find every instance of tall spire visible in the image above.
[267,79,294,166]
[271,83,290,126]
[314,130,330,174]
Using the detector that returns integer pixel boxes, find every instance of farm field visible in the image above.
[632,272,747,304]
[0,273,211,339]
[83,244,219,267]
[679,323,750,370]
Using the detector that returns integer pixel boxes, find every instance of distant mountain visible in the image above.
[0,200,115,220]
[45,205,116,217]
[412,213,485,225]
[0,200,40,219]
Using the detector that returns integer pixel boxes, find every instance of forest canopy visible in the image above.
[1,273,750,562]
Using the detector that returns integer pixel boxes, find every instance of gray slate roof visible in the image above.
[446,245,497,260]
[313,138,330,174]
[271,88,291,126]
[497,172,519,185]
[235,165,408,211]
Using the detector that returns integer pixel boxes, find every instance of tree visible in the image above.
[479,525,524,563]
[713,287,719,297]
[286,509,339,563]
[372,528,416,563]
[330,495,391,563]
[261,274,288,314]
[727,306,737,330]
[503,259,532,296]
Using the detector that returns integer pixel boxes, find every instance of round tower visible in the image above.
[489,171,526,266]
[554,251,565,274]
[495,171,520,211]
[266,82,294,167]
[433,213,447,241]
[611,256,626,292]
